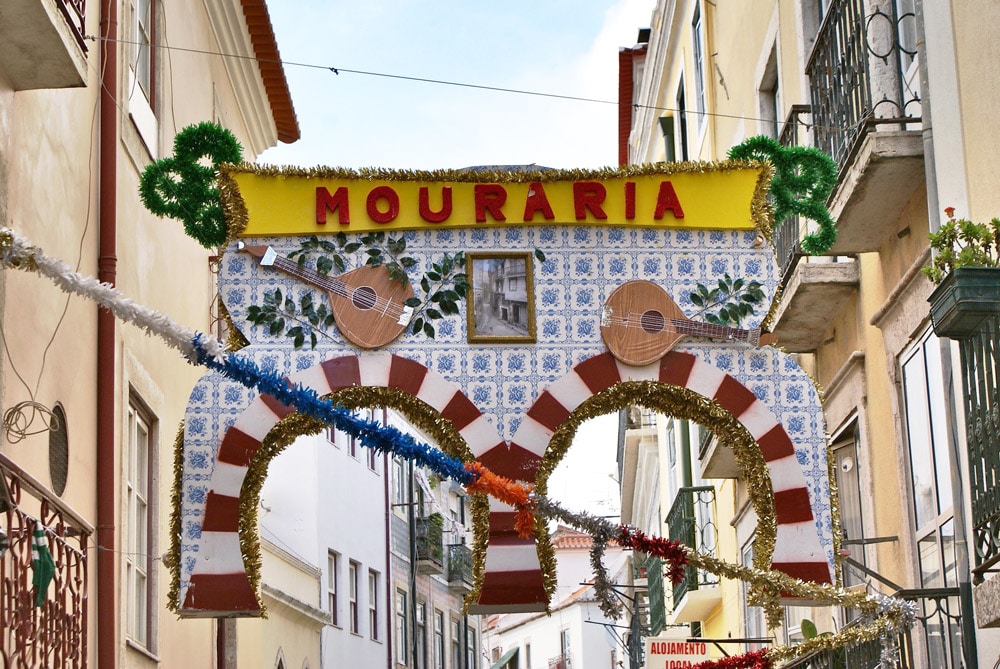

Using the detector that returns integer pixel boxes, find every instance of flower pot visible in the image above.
[928,267,1000,338]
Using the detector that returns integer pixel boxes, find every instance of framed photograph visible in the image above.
[466,252,536,343]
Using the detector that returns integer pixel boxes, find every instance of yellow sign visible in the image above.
[230,165,765,236]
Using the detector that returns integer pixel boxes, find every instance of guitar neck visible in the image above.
[670,318,760,345]
[268,256,350,299]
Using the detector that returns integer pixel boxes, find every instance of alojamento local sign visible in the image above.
[644,637,711,669]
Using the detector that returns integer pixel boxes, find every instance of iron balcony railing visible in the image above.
[772,105,813,281]
[57,0,88,52]
[958,312,1000,581]
[666,486,718,607]
[415,516,444,573]
[805,0,920,173]
[447,543,474,588]
[0,453,91,668]
[780,587,965,669]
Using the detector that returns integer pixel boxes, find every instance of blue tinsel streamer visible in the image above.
[190,335,476,485]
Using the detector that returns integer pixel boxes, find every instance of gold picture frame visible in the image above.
[466,252,537,343]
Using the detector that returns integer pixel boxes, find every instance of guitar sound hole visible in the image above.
[640,310,665,334]
[352,286,377,311]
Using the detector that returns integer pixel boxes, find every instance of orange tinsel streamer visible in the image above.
[464,462,537,538]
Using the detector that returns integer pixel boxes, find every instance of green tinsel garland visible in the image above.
[728,136,838,255]
[139,122,243,249]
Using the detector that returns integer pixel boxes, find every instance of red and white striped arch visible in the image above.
[179,353,505,615]
[179,350,832,616]
[468,350,834,614]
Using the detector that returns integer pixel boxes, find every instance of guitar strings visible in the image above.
[601,313,750,338]
[272,257,410,320]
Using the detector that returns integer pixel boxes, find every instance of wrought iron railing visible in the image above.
[415,515,444,570]
[447,544,473,588]
[0,453,91,668]
[56,0,88,52]
[666,486,718,607]
[957,313,1000,580]
[780,587,965,669]
[772,105,813,281]
[805,0,920,173]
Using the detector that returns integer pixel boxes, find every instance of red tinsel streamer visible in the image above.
[691,650,771,669]
[616,526,689,584]
[464,462,537,538]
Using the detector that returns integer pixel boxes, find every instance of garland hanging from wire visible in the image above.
[0,225,916,666]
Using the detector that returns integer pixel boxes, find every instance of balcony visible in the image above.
[547,654,572,669]
[806,0,924,255]
[415,515,444,575]
[928,274,1000,626]
[666,486,720,623]
[0,0,88,90]
[0,453,91,666]
[769,258,860,353]
[781,587,967,669]
[698,430,739,479]
[447,543,474,593]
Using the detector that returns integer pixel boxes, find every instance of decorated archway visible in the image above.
[171,161,836,617]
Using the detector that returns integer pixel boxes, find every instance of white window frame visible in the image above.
[349,560,360,634]
[126,398,156,650]
[127,0,158,156]
[327,550,339,626]
[369,569,379,641]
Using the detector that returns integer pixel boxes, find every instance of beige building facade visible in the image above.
[622,1,1000,667]
[0,0,298,666]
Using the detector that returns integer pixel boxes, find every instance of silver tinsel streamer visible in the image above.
[0,228,227,362]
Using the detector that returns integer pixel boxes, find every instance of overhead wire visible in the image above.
[84,34,842,136]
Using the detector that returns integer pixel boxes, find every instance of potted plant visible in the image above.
[925,208,1000,338]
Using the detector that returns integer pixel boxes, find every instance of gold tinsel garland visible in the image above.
[166,423,186,613]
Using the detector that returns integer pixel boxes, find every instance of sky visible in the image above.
[259,1,646,514]
[259,0,653,171]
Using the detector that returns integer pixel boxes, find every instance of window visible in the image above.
[369,570,379,640]
[127,0,157,152]
[327,425,351,450]
[675,80,689,161]
[832,422,865,591]
[349,561,360,634]
[126,399,155,648]
[416,602,427,669]
[525,642,531,669]
[740,541,764,652]
[691,2,706,128]
[758,48,781,139]
[328,551,340,626]
[451,618,462,669]
[433,610,445,669]
[393,457,407,507]
[901,330,963,669]
[508,277,517,291]
[559,628,571,658]
[467,627,478,669]
[396,591,408,665]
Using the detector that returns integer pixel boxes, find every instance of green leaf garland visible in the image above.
[139,122,243,249]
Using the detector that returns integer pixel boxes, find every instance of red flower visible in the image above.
[944,206,956,220]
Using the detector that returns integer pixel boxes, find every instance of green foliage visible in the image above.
[410,251,469,340]
[729,135,838,255]
[800,618,819,640]
[246,235,470,347]
[138,122,243,249]
[689,273,766,327]
[923,210,1000,283]
[245,286,336,350]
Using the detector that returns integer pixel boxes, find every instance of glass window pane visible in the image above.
[903,346,937,528]
[918,530,943,588]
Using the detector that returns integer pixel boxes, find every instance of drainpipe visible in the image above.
[384,446,393,669]
[97,1,118,667]
[914,3,978,668]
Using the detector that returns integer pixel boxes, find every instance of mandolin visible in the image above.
[239,243,415,350]
[600,280,773,366]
